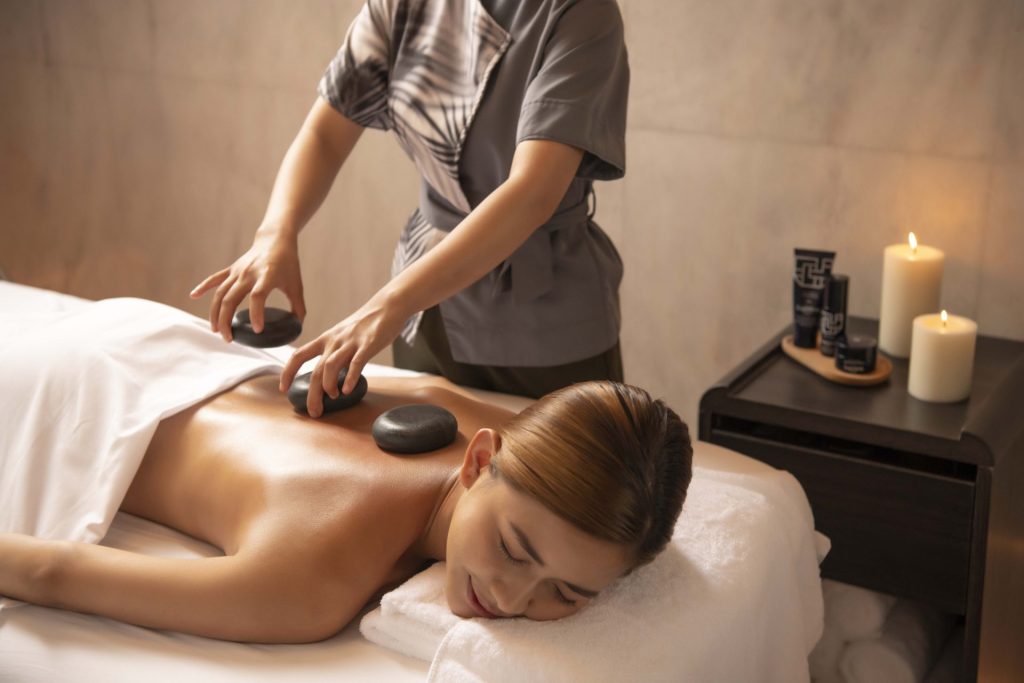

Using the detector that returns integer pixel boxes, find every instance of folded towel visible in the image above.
[838,599,956,683]
[822,578,897,641]
[808,623,845,683]
[361,462,827,683]
[360,564,459,661]
[924,626,963,683]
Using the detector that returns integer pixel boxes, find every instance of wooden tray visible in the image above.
[780,335,892,386]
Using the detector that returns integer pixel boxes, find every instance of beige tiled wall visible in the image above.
[1,0,1021,426]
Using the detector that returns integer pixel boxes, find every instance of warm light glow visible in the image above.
[908,232,918,252]
[941,310,948,326]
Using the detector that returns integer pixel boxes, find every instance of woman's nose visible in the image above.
[490,576,533,616]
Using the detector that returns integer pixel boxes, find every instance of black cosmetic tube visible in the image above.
[792,248,836,348]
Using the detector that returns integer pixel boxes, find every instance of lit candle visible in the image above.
[878,232,945,357]
[908,310,977,403]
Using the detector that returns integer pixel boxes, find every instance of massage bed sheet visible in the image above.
[0,282,826,682]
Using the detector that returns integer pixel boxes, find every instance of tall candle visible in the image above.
[878,232,944,358]
[908,310,977,403]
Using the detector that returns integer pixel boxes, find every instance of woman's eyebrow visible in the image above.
[508,522,600,598]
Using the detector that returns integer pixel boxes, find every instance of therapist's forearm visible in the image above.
[382,172,567,318]
[258,101,364,241]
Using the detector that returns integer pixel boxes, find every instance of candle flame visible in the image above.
[941,310,948,326]
[908,232,918,252]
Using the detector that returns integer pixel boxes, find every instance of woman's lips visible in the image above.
[467,577,498,619]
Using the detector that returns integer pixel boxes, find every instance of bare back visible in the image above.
[112,373,516,640]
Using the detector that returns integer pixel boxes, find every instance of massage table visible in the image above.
[0,281,827,682]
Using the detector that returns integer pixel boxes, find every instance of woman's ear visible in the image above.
[459,428,501,488]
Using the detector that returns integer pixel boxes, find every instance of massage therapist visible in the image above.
[192,0,629,416]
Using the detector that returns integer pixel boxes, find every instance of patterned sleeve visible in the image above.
[516,0,629,180]
[317,0,394,130]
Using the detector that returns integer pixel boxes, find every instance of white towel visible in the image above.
[808,623,846,683]
[822,578,898,641]
[0,296,283,611]
[838,599,956,683]
[924,626,962,683]
[360,564,459,661]
[361,463,828,683]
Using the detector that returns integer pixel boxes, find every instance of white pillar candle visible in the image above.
[878,233,945,358]
[908,311,977,403]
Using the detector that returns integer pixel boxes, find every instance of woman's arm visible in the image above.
[282,139,585,415]
[0,533,353,643]
[192,98,365,339]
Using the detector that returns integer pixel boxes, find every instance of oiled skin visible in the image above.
[34,374,514,643]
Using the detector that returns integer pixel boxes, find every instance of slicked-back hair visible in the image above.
[492,381,692,571]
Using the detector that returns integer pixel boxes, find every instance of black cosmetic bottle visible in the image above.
[819,274,849,357]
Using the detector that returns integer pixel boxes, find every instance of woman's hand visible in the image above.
[278,290,407,417]
[190,228,306,342]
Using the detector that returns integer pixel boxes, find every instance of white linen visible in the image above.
[821,578,897,641]
[838,599,956,683]
[0,296,282,558]
[924,626,962,683]
[361,442,830,683]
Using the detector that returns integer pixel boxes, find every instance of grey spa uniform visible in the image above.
[318,0,629,395]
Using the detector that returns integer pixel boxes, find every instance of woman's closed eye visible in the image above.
[497,534,579,607]
[553,586,577,606]
[498,536,527,565]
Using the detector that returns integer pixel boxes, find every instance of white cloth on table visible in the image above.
[361,459,830,683]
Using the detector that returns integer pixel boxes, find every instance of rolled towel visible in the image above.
[808,625,845,683]
[822,579,897,641]
[924,626,963,683]
[838,599,956,683]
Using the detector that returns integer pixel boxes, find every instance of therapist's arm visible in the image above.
[281,139,584,415]
[191,98,364,338]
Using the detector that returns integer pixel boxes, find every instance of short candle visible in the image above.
[908,310,977,403]
[878,232,944,358]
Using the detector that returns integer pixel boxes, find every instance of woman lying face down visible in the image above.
[0,377,691,643]
[442,383,692,620]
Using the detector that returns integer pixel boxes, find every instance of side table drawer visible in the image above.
[710,428,975,613]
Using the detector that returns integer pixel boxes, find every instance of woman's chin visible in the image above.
[443,573,469,617]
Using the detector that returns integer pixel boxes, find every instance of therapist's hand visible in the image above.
[278,290,407,418]
[190,228,306,342]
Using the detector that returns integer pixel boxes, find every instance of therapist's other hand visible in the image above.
[190,229,306,342]
[279,293,405,418]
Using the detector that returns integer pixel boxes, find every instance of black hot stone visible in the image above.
[372,404,458,454]
[287,369,367,414]
[231,308,302,348]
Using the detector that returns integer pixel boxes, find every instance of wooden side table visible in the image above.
[698,317,1024,682]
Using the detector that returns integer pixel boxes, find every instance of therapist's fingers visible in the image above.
[279,338,322,393]
[286,286,307,324]
[343,349,370,396]
[208,274,236,332]
[216,277,254,342]
[320,343,356,400]
[190,268,230,300]
[306,352,334,417]
[248,279,272,334]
